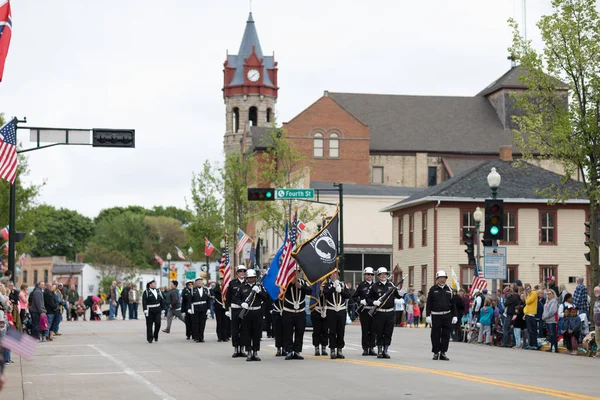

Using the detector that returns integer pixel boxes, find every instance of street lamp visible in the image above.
[165,253,172,289]
[486,167,501,299]
[473,206,483,274]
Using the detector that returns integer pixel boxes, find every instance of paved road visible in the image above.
[3,318,598,400]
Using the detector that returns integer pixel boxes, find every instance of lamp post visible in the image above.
[166,252,172,289]
[473,206,483,274]
[486,167,502,299]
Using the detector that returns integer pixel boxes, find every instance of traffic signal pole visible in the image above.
[491,188,498,300]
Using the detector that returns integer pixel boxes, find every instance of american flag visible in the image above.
[275,211,298,298]
[221,239,231,299]
[0,119,17,184]
[469,264,487,297]
[154,253,163,265]
[175,246,187,260]
[236,228,251,254]
[0,0,12,82]
[1,327,37,359]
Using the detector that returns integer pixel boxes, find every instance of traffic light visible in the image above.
[484,199,504,241]
[247,188,275,201]
[583,216,600,262]
[92,129,135,148]
[463,230,476,265]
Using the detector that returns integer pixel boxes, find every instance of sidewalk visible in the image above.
[3,355,24,398]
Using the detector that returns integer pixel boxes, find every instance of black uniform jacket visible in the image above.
[367,281,401,309]
[425,284,457,317]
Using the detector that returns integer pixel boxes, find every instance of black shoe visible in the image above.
[199,339,205,343]
[321,345,328,356]
[147,340,153,344]
[239,349,248,358]
[377,345,383,359]
[218,339,222,342]
[275,348,282,357]
[337,349,345,359]
[433,352,440,360]
[232,347,240,358]
[194,340,200,343]
[383,346,390,359]
[330,349,336,359]
[285,352,294,360]
[439,353,449,361]
[315,346,320,356]
[368,348,377,356]
[253,351,261,362]
[294,352,304,360]
[162,329,170,334]
[246,353,253,362]
[362,349,369,356]
[186,337,191,340]
[154,338,158,342]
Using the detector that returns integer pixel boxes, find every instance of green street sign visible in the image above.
[275,188,315,200]
[185,271,197,280]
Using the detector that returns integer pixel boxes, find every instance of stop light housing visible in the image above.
[463,230,476,265]
[484,199,504,241]
[585,221,591,261]
[92,129,135,148]
[247,188,275,201]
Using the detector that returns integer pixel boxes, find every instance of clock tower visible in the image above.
[223,12,279,154]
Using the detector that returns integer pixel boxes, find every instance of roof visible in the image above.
[227,13,274,87]
[328,92,513,154]
[52,264,85,274]
[249,126,272,150]
[310,181,425,197]
[443,158,487,177]
[476,65,529,97]
[382,159,586,212]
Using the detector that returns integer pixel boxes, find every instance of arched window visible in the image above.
[329,133,339,158]
[266,108,272,123]
[313,133,324,157]
[249,106,258,127]
[233,107,240,133]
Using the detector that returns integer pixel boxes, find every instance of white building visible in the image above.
[52,263,101,299]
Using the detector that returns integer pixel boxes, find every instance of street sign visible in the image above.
[275,188,315,200]
[169,271,177,280]
[483,246,507,280]
[185,271,197,280]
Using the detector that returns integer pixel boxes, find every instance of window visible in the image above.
[372,166,383,184]
[44,269,48,283]
[421,266,428,294]
[428,166,437,187]
[408,266,414,287]
[507,265,518,284]
[233,107,240,132]
[313,133,324,157]
[33,269,38,283]
[422,212,427,246]
[266,108,272,123]
[23,270,28,284]
[398,217,403,250]
[461,211,475,241]
[248,106,258,127]
[540,211,556,244]
[503,211,517,244]
[409,214,415,248]
[329,133,339,158]
[540,265,557,284]
[461,265,475,292]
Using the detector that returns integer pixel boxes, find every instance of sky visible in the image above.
[0,0,555,218]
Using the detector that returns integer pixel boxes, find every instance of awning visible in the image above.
[344,246,392,255]
[55,276,78,286]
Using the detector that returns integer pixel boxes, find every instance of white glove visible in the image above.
[144,310,148,317]
[360,299,367,306]
[187,309,192,314]
[426,316,432,325]
[452,317,458,324]
[241,302,249,309]
[225,311,231,318]
[397,287,407,297]
[334,280,340,288]
[252,285,261,293]
[373,300,381,307]
[335,285,342,293]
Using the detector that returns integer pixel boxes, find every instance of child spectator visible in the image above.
[562,305,582,355]
[92,300,103,321]
[478,298,494,345]
[412,302,420,327]
[406,299,414,328]
[594,286,600,357]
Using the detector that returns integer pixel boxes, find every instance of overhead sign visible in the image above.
[92,128,135,148]
[483,246,507,280]
[275,188,315,200]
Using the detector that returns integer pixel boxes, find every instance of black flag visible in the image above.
[292,211,339,285]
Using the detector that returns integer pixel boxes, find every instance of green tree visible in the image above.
[148,206,192,225]
[27,204,94,260]
[93,206,148,225]
[142,215,188,263]
[187,161,224,261]
[508,0,600,294]
[83,242,132,270]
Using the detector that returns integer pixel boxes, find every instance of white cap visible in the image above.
[246,269,257,278]
[376,267,388,275]
[436,270,448,278]
[364,267,375,275]
[473,289,480,295]
[236,265,247,272]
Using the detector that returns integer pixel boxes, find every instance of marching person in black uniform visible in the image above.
[142,280,164,343]
[310,281,328,357]
[213,277,229,342]
[263,296,274,338]
[180,280,193,340]
[323,269,350,359]
[236,269,268,361]
[368,267,406,358]
[188,277,210,342]
[162,280,185,334]
[225,265,247,357]
[353,267,376,356]
[282,271,312,360]
[426,270,457,361]
[271,298,284,356]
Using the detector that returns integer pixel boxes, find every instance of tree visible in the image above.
[508,0,600,294]
[187,161,224,261]
[26,205,94,260]
[83,242,132,270]
[142,215,188,263]
[147,206,192,225]
[93,206,148,225]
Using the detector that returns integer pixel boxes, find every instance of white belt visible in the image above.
[283,307,305,314]
[362,306,374,310]
[215,300,224,307]
[431,310,451,315]
[147,304,160,308]
[231,304,241,309]
[247,306,262,311]
[327,306,347,312]
[193,301,206,305]
[377,308,394,313]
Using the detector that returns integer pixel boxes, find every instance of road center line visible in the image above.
[29,371,160,377]
[89,345,175,400]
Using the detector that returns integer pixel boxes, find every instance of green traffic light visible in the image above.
[266,192,272,198]
[490,226,499,235]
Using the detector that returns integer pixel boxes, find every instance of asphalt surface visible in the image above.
[3,317,599,400]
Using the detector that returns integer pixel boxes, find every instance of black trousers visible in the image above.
[359,309,376,350]
[263,303,273,337]
[282,311,305,353]
[526,315,537,348]
[31,312,40,339]
[215,307,227,341]
[374,311,394,347]
[231,308,244,347]
[431,314,452,353]
[243,310,262,351]
[145,310,161,342]
[184,312,192,339]
[327,310,346,349]
[192,308,207,341]
[272,312,283,348]
[311,312,328,347]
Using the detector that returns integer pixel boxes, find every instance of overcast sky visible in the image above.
[0,0,554,218]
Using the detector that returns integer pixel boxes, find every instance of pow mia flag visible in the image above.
[292,211,339,285]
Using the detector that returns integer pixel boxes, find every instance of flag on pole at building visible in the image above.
[221,238,231,299]
[204,238,215,257]
[18,252,25,267]
[0,119,17,184]
[236,228,251,254]
[0,225,8,241]
[1,327,36,359]
[275,211,299,298]
[249,241,256,268]
[292,209,339,285]
[175,246,187,260]
[469,263,487,297]
[450,267,460,290]
[154,253,163,265]
[263,237,286,301]
[0,0,13,82]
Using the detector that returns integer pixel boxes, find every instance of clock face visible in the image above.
[247,69,260,82]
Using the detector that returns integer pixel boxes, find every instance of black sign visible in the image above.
[92,129,135,148]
